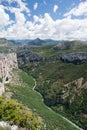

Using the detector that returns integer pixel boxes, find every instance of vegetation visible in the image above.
[0,126,11,130]
[5,70,79,130]
[2,40,87,129]
[0,96,41,130]
[29,41,87,57]
[19,42,87,130]
[0,78,2,82]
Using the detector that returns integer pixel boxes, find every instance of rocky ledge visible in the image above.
[17,49,43,64]
[60,52,87,64]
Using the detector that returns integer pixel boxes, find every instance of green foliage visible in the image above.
[0,78,2,82]
[0,97,40,130]
[5,70,79,130]
[28,60,87,129]
[19,43,87,130]
[0,126,11,130]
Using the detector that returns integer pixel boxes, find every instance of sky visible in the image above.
[0,0,87,40]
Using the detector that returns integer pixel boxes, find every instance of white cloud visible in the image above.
[1,12,87,40]
[53,5,58,13]
[0,0,87,40]
[64,1,87,17]
[44,0,47,5]
[0,5,13,30]
[1,0,30,14]
[33,15,39,23]
[34,2,38,10]
[0,5,9,27]
[16,0,30,13]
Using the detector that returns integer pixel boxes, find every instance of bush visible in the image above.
[0,97,41,130]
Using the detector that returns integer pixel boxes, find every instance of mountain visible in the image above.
[9,38,45,45]
[9,38,60,45]
[29,38,46,45]
[9,39,31,45]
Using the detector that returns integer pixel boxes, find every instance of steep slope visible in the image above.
[60,52,87,64]
[5,70,80,130]
[0,96,41,130]
[23,60,87,129]
[19,42,87,130]
[17,47,42,65]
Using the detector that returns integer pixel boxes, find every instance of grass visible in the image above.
[30,44,62,57]
[17,42,87,130]
[5,70,79,130]
[21,52,87,130]
[29,43,87,58]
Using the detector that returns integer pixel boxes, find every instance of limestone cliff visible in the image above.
[0,53,18,95]
[60,52,87,64]
[62,77,87,105]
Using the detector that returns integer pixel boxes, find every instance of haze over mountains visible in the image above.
[9,38,60,45]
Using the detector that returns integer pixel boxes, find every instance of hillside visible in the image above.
[19,41,87,130]
[0,38,15,53]
[9,38,58,46]
[0,40,86,129]
[5,69,80,130]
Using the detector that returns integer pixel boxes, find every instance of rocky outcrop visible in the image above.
[44,97,63,106]
[0,53,18,95]
[53,42,70,50]
[62,77,86,100]
[59,77,87,109]
[17,49,43,64]
[0,121,18,130]
[0,53,18,81]
[44,77,87,106]
[0,83,4,96]
[60,52,87,64]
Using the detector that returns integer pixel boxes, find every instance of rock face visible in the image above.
[63,77,85,99]
[0,83,4,96]
[0,53,18,81]
[60,52,87,64]
[62,77,87,106]
[0,53,18,95]
[53,42,70,50]
[0,121,18,130]
[44,97,63,106]
[44,77,87,106]
[17,49,43,64]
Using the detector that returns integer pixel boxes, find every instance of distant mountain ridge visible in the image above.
[9,38,59,45]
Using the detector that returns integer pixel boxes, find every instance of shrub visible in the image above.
[0,97,41,130]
